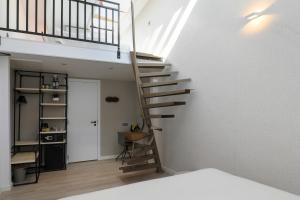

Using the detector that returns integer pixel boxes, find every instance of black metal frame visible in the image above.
[13,70,41,186]
[39,71,68,171]
[2,0,121,58]
[13,70,69,186]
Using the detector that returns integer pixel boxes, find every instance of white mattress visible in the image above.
[61,169,300,200]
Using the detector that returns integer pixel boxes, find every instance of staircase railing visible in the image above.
[1,0,121,58]
[130,0,136,55]
[130,0,145,121]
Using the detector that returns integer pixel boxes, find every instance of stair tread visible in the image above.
[126,154,155,165]
[144,101,186,109]
[138,65,166,69]
[136,52,162,60]
[137,62,172,67]
[120,163,159,173]
[142,79,191,88]
[140,71,177,78]
[138,144,155,151]
[148,114,175,119]
[143,89,191,98]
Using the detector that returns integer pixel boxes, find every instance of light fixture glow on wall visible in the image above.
[245,12,263,21]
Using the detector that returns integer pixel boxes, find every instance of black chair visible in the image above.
[115,132,132,164]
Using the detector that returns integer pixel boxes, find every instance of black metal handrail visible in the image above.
[1,0,121,58]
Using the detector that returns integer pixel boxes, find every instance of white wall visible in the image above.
[133,0,300,195]
[0,56,11,192]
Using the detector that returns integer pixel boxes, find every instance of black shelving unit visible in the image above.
[12,70,68,186]
[39,71,68,171]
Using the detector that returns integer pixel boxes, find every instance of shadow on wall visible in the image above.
[140,0,300,58]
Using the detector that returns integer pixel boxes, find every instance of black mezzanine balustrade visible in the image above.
[1,0,121,58]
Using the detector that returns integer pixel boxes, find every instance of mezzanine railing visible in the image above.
[1,0,120,58]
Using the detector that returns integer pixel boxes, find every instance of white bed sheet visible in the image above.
[61,169,300,200]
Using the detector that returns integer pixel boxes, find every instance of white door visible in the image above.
[68,79,100,163]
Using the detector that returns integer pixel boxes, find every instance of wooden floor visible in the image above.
[1,160,167,200]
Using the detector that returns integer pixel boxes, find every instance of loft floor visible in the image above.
[1,159,167,200]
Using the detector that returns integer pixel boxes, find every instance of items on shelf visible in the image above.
[52,94,60,102]
[17,96,27,104]
[41,84,50,89]
[41,123,50,132]
[52,75,60,89]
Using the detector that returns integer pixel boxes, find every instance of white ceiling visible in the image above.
[11,53,134,81]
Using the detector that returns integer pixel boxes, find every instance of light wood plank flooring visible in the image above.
[1,159,167,200]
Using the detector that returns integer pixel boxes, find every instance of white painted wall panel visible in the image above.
[133,0,300,195]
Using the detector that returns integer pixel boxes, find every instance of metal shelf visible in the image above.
[15,140,39,146]
[40,117,67,120]
[41,89,67,93]
[15,88,39,94]
[40,131,66,134]
[11,152,39,165]
[40,139,67,145]
[40,103,67,107]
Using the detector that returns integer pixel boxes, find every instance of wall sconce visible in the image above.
[245,12,263,21]
[245,12,262,21]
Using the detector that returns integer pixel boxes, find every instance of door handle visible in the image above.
[91,121,97,126]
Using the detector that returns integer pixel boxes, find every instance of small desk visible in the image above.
[116,132,147,164]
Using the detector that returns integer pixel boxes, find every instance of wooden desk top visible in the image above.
[11,152,39,165]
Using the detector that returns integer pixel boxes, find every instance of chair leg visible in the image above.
[131,143,135,158]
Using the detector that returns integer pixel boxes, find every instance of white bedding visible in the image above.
[61,169,300,200]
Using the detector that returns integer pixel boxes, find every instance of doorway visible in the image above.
[68,79,101,163]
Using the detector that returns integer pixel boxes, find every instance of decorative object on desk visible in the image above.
[17,96,27,104]
[130,123,141,132]
[52,75,60,89]
[105,96,119,103]
[52,94,60,102]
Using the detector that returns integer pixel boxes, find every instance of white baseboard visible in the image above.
[99,155,118,161]
[0,185,11,193]
[162,165,177,175]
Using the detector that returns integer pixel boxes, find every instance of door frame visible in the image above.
[68,78,101,161]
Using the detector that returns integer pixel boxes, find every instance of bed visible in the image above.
[61,169,300,200]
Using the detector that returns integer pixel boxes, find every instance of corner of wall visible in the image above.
[162,165,177,175]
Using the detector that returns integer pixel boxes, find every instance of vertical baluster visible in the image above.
[53,0,55,35]
[77,0,79,39]
[112,10,114,44]
[7,0,9,29]
[105,8,107,43]
[98,6,100,42]
[35,0,38,32]
[26,0,29,31]
[91,5,94,41]
[17,0,19,30]
[44,0,47,34]
[84,0,86,40]
[61,0,63,36]
[117,4,120,58]
[69,0,71,38]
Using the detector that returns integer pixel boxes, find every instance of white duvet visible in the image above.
[61,169,300,200]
